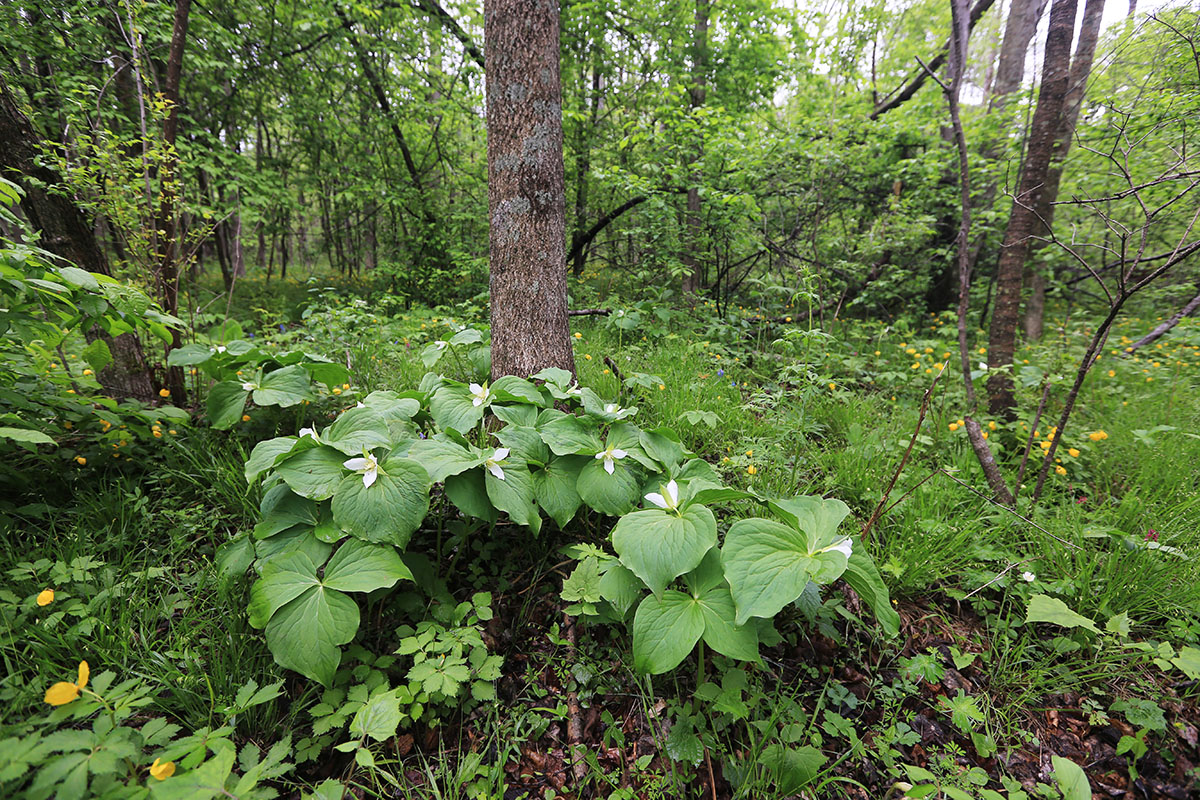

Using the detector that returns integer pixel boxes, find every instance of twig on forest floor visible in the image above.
[962,555,1046,600]
[563,611,589,789]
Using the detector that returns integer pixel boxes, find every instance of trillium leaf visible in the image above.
[632,590,705,674]
[265,584,360,686]
[577,458,640,516]
[1026,594,1099,633]
[253,364,313,407]
[534,455,587,528]
[491,375,547,406]
[494,425,550,464]
[445,469,498,522]
[448,327,484,346]
[277,446,348,500]
[598,561,644,619]
[323,539,413,592]
[245,437,299,483]
[207,381,249,429]
[612,505,717,596]
[332,458,431,547]
[537,414,603,455]
[722,517,822,625]
[248,552,321,628]
[408,435,485,482]
[360,391,420,419]
[305,362,350,388]
[696,585,760,663]
[254,526,332,569]
[166,343,213,366]
[843,548,900,637]
[766,495,852,551]
[323,407,392,455]
[430,385,484,434]
[1050,755,1092,800]
[491,404,539,427]
[486,465,539,532]
[639,427,688,469]
[254,485,321,538]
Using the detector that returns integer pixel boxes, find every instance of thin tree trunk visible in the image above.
[0,77,155,403]
[986,0,1078,417]
[681,0,710,295]
[1125,286,1200,354]
[485,0,575,379]
[1022,0,1106,341]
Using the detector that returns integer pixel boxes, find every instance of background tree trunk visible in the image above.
[0,77,155,404]
[484,0,575,379]
[986,0,1078,416]
[681,0,710,295]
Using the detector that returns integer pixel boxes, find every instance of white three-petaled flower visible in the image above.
[645,479,680,511]
[344,452,380,488]
[817,537,854,559]
[484,448,509,481]
[565,383,582,397]
[242,381,256,392]
[469,382,490,407]
[299,427,319,441]
[1021,571,1036,582]
[595,443,628,475]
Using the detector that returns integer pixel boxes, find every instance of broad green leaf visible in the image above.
[323,539,413,592]
[166,343,214,366]
[408,435,484,482]
[277,446,348,500]
[81,339,112,373]
[350,688,405,742]
[0,426,54,445]
[322,407,391,455]
[491,375,546,405]
[360,391,420,419]
[57,266,99,291]
[632,590,705,674]
[248,552,321,628]
[695,585,760,663]
[265,584,360,686]
[639,427,687,468]
[254,526,332,568]
[245,437,299,483]
[537,414,603,455]
[332,458,431,547]
[612,506,717,596]
[843,548,900,637]
[722,518,823,625]
[534,456,586,528]
[598,561,643,619]
[306,362,350,388]
[444,469,497,522]
[449,328,484,346]
[1026,594,1099,634]
[577,459,640,516]
[759,744,826,795]
[207,381,249,429]
[149,746,236,800]
[215,533,255,594]
[1170,646,1200,679]
[254,365,312,407]
[486,465,539,532]
[767,495,852,551]
[430,385,484,434]
[491,404,539,427]
[1051,755,1091,800]
[494,425,550,464]
[254,485,320,538]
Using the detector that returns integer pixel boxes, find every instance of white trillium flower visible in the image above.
[355,401,365,409]
[344,452,381,489]
[645,479,680,511]
[469,382,490,407]
[211,345,227,354]
[242,381,256,392]
[817,537,854,559]
[595,443,628,475]
[978,362,988,371]
[565,383,583,397]
[484,448,509,481]
[435,340,448,350]
[299,427,319,441]
[1021,571,1036,582]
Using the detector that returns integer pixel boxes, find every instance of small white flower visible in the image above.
[978,361,988,371]
[241,381,256,392]
[355,401,365,408]
[604,403,619,414]
[595,443,628,475]
[299,427,319,440]
[484,447,509,481]
[817,537,854,559]
[216,345,227,353]
[344,452,380,488]
[1022,571,1036,582]
[645,479,680,511]
[565,383,583,397]
[469,382,490,407]
[435,340,448,350]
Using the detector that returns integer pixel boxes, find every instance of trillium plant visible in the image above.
[231,363,898,689]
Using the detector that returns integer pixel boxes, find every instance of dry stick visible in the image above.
[938,469,1081,551]
[861,366,944,540]
[563,611,588,788]
[962,555,1046,600]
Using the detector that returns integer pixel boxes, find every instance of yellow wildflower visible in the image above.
[746,465,757,475]
[573,332,582,339]
[658,384,665,391]
[1068,448,1080,457]
[158,388,170,398]
[1088,431,1108,441]
[584,354,592,361]
[45,661,89,706]
[75,456,86,465]
[241,415,251,422]
[149,758,176,781]
[987,421,997,431]
[82,369,93,376]
[37,589,54,606]
[1055,465,1067,475]
[949,423,959,432]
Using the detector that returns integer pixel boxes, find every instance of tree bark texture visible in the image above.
[681,0,709,295]
[990,0,1050,109]
[1022,0,1106,341]
[0,78,155,404]
[484,0,575,379]
[986,0,1078,417]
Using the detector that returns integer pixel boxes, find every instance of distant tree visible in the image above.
[484,0,575,378]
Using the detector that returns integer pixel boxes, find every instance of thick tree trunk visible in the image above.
[681,0,710,295]
[986,0,1078,417]
[1022,0,1106,341]
[155,0,191,405]
[484,0,575,379]
[990,0,1051,110]
[0,78,155,404]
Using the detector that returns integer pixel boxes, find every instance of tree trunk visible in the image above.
[990,0,1051,110]
[155,0,191,405]
[0,77,155,404]
[681,0,710,295]
[1022,0,1106,341]
[484,0,575,379]
[985,0,1078,417]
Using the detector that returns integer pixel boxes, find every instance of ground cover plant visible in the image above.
[2,1,1200,798]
